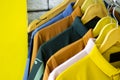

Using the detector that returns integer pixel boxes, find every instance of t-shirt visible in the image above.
[56,39,120,80]
[29,16,100,80]
[24,3,74,80]
[47,36,94,80]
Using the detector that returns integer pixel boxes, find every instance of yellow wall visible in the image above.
[0,0,28,80]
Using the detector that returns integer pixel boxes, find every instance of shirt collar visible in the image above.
[89,41,120,77]
[82,29,93,46]
[72,16,88,36]
[62,2,74,18]
[83,38,95,54]
[71,7,83,21]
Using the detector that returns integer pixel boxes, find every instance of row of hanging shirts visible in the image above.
[24,0,120,80]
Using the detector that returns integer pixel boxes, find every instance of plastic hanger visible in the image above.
[93,16,116,37]
[95,23,117,47]
[93,3,117,37]
[39,0,76,20]
[81,2,108,24]
[73,0,85,9]
[28,19,40,32]
[105,0,120,13]
[94,1,120,63]
[28,0,76,33]
[99,27,120,53]
[114,0,120,7]
[110,0,120,21]
[99,7,120,53]
[81,0,106,13]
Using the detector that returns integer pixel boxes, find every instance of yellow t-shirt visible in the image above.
[56,43,120,80]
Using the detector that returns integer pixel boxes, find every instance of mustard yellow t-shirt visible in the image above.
[56,42,120,80]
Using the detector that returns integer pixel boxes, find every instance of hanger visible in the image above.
[28,0,76,33]
[28,19,40,32]
[94,1,120,63]
[99,27,120,53]
[93,2,117,37]
[99,6,120,53]
[81,0,106,13]
[95,23,117,47]
[114,0,120,7]
[94,6,117,47]
[73,0,85,9]
[81,2,108,24]
[40,0,76,20]
[93,16,116,37]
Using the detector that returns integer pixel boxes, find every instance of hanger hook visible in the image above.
[113,0,120,7]
[107,2,114,23]
[112,6,119,28]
